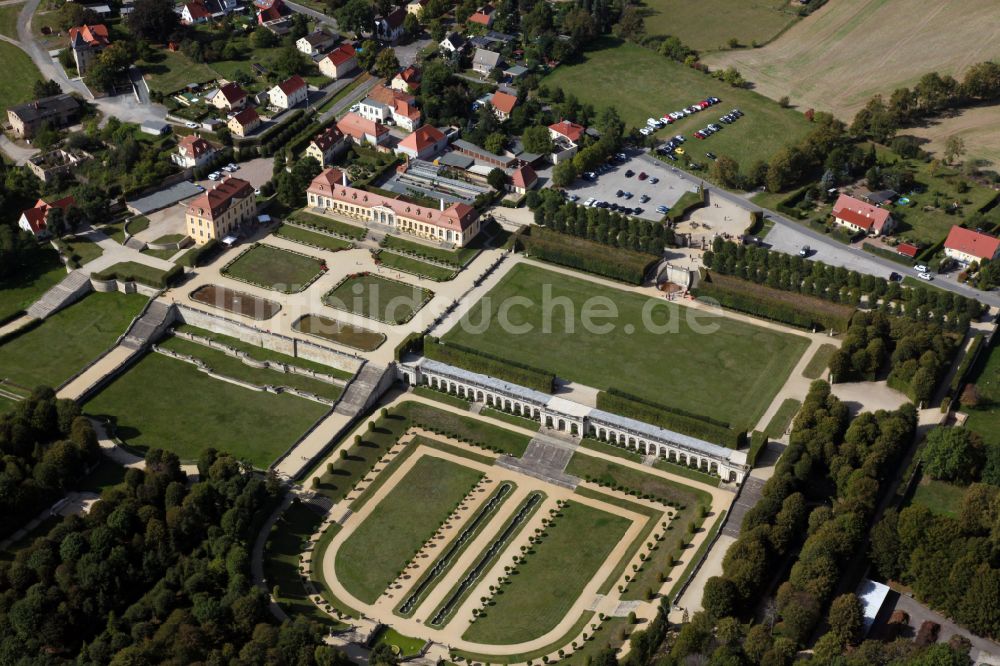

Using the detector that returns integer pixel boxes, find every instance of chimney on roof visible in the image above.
[342,170,347,186]
[440,198,444,211]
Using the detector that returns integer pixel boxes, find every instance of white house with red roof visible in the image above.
[359,85,422,132]
[319,44,357,79]
[489,90,517,121]
[336,112,390,147]
[173,134,217,168]
[944,226,1000,265]
[268,75,307,109]
[256,0,291,25]
[831,193,895,237]
[375,7,407,43]
[509,164,538,195]
[181,0,212,23]
[210,81,248,111]
[391,65,421,93]
[227,107,261,137]
[68,24,109,75]
[307,168,482,246]
[18,196,76,237]
[397,125,447,160]
[548,119,585,164]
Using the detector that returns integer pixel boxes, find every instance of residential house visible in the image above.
[255,0,291,26]
[318,43,357,79]
[439,31,465,54]
[391,65,421,93]
[548,119,585,163]
[68,24,109,75]
[296,29,338,56]
[336,112,389,147]
[7,94,81,139]
[489,90,517,121]
[468,4,494,27]
[472,48,501,75]
[268,74,307,109]
[18,196,76,237]
[397,125,447,161]
[406,0,427,15]
[210,82,248,112]
[307,167,482,246]
[503,64,529,80]
[831,193,895,237]
[508,164,537,195]
[172,134,217,168]
[944,226,1000,265]
[470,30,515,49]
[180,1,212,24]
[863,189,898,206]
[358,85,421,131]
[185,177,256,245]
[305,125,348,167]
[227,107,261,137]
[375,7,406,43]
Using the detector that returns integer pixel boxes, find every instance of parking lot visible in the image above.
[563,150,696,221]
[194,156,275,191]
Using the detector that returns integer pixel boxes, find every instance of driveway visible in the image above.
[888,592,1000,665]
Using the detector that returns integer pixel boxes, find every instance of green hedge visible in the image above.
[861,243,914,266]
[748,430,768,467]
[693,272,854,332]
[519,227,656,285]
[394,331,424,361]
[666,187,707,222]
[941,334,985,411]
[596,389,745,449]
[424,337,555,393]
[178,239,221,267]
[92,263,182,289]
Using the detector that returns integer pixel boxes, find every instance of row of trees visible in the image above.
[851,62,1000,143]
[0,444,344,663]
[0,389,101,539]
[529,188,674,255]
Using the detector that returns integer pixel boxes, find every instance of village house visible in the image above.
[472,48,501,75]
[180,1,212,24]
[439,32,466,54]
[391,65,421,93]
[296,29,338,57]
[318,43,357,79]
[831,193,895,237]
[172,134,217,169]
[307,168,482,246]
[406,0,427,15]
[185,177,256,245]
[548,119,585,164]
[209,82,248,112]
[489,90,517,121]
[508,164,538,195]
[396,125,447,161]
[7,94,81,139]
[468,4,494,27]
[305,126,348,167]
[255,0,291,28]
[268,75,307,109]
[375,7,406,43]
[944,226,1000,265]
[227,107,261,137]
[358,85,421,132]
[18,196,76,237]
[68,24,109,75]
[336,112,390,147]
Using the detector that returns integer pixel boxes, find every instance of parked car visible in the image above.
[223,163,238,172]
[616,152,627,161]
[625,169,635,177]
[638,172,648,180]
[584,171,597,180]
[666,153,677,161]
[694,131,705,139]
[649,177,659,184]
[913,264,928,272]
[616,189,624,197]
[799,245,811,257]
[567,194,579,202]
[208,171,222,180]
[656,205,669,213]
[675,147,685,155]
[674,135,685,143]
[633,207,643,214]
[640,127,652,136]
[639,194,650,203]
[623,191,633,199]
[584,197,596,206]
[706,152,717,160]
[918,272,934,281]
[185,121,199,129]
[889,271,902,282]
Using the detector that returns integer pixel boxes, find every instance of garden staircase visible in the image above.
[25,270,92,320]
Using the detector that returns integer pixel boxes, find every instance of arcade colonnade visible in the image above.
[399,358,749,483]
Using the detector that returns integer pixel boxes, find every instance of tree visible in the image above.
[944,135,966,164]
[336,0,375,38]
[251,26,278,48]
[403,12,420,39]
[127,0,179,41]
[33,80,62,99]
[485,132,507,155]
[487,168,507,191]
[357,40,379,71]
[702,576,738,619]
[710,155,741,188]
[923,427,981,483]
[613,5,644,41]
[551,160,577,188]
[274,45,306,77]
[522,125,553,155]
[374,47,399,80]
[827,593,863,645]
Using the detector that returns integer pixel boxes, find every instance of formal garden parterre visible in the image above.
[220,243,327,294]
[323,273,434,325]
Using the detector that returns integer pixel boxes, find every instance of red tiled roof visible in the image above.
[218,82,247,104]
[399,125,444,153]
[369,85,421,121]
[832,193,891,233]
[312,125,344,150]
[276,75,306,95]
[20,196,76,234]
[490,91,517,115]
[944,226,1000,261]
[323,43,356,67]
[896,242,919,258]
[69,24,109,47]
[187,177,253,220]
[178,134,214,158]
[184,1,212,20]
[308,168,477,232]
[468,11,491,25]
[510,165,537,189]
[336,112,388,140]
[231,107,260,125]
[549,119,585,143]
[397,65,420,84]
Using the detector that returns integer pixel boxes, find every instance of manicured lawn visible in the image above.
[0,292,147,389]
[335,455,483,604]
[174,323,355,379]
[0,3,23,39]
[139,49,220,94]
[85,351,329,468]
[413,385,472,409]
[323,274,432,324]
[0,395,16,414]
[222,244,325,293]
[373,628,426,657]
[964,340,1000,448]
[382,234,479,267]
[0,42,43,112]
[0,249,66,322]
[404,401,531,456]
[480,407,541,432]
[764,398,801,438]
[802,343,837,379]
[642,0,796,51]
[566,452,711,509]
[62,236,104,266]
[576,437,718,485]
[544,38,812,177]
[292,313,386,352]
[158,336,343,400]
[290,211,367,240]
[911,478,966,518]
[376,251,457,281]
[462,501,632,644]
[275,224,354,252]
[265,501,344,627]
[444,263,808,427]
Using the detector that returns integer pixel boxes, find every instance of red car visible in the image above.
[699,101,710,108]
[638,172,648,180]
[694,131,705,139]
